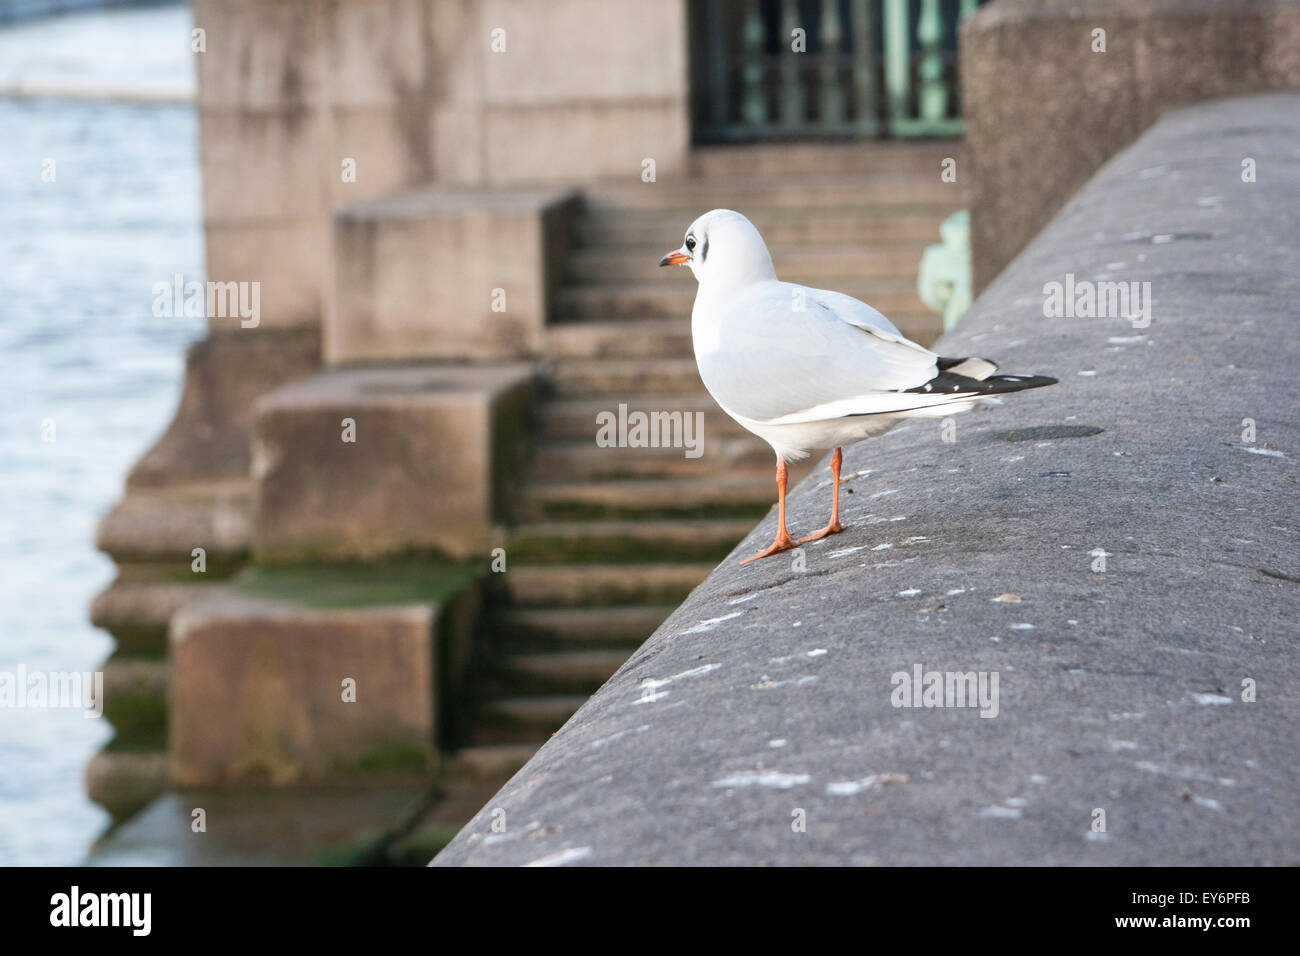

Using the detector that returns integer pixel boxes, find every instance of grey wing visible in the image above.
[697,283,939,424]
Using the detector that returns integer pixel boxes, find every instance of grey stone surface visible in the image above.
[433,95,1300,866]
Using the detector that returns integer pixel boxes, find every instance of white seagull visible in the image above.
[659,208,1056,566]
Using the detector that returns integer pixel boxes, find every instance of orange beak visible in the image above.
[659,250,690,267]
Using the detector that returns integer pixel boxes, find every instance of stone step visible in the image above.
[584,173,959,211]
[532,437,771,482]
[100,657,169,733]
[553,277,927,321]
[687,141,961,177]
[474,694,589,744]
[504,563,716,607]
[509,517,757,564]
[548,356,705,397]
[582,205,954,246]
[485,605,675,649]
[486,649,632,696]
[90,578,225,655]
[446,743,539,781]
[537,394,751,440]
[545,318,693,359]
[83,750,169,822]
[567,242,930,282]
[518,472,780,521]
[95,480,254,563]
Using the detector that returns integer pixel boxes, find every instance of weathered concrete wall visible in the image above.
[190,0,690,328]
[433,94,1300,866]
[962,0,1300,294]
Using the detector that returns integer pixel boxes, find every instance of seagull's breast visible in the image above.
[691,279,776,362]
[690,289,725,359]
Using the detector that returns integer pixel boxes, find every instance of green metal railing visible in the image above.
[691,0,986,141]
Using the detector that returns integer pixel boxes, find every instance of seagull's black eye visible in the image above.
[685,236,696,252]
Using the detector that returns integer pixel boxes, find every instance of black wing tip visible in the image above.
[905,371,1058,396]
[987,373,1058,390]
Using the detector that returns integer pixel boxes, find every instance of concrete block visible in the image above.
[327,186,578,363]
[962,0,1300,291]
[251,363,536,562]
[169,592,439,787]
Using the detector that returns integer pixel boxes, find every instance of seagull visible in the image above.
[659,209,1057,566]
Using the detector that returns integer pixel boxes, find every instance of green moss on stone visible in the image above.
[329,739,436,779]
[102,725,167,754]
[541,500,769,521]
[104,625,169,659]
[509,534,736,565]
[232,563,478,610]
[103,688,168,735]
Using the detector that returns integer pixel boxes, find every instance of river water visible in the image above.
[0,4,203,864]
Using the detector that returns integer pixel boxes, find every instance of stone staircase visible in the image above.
[456,142,963,771]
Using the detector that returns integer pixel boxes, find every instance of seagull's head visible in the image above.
[659,209,776,289]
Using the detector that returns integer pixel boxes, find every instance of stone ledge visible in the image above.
[96,481,254,565]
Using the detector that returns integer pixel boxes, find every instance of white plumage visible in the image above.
[659,208,1055,564]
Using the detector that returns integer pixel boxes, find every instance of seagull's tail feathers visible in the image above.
[907,356,1057,398]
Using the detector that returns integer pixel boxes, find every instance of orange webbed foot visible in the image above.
[739,530,798,566]
[796,521,845,545]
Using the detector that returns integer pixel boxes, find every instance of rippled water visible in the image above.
[0,90,204,863]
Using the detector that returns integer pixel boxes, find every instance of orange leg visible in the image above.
[798,447,845,544]
[739,456,798,566]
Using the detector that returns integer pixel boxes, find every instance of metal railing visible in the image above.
[691,0,985,142]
